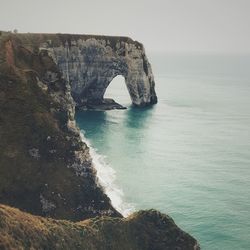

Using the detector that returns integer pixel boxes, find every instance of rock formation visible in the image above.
[39,34,157,109]
[0,31,199,249]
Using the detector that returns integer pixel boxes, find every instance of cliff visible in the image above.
[0,31,120,220]
[49,35,158,109]
[0,31,199,249]
[0,204,199,250]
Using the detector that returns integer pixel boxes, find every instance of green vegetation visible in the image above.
[0,204,198,250]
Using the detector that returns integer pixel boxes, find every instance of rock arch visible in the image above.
[43,36,157,109]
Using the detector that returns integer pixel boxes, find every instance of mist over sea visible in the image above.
[76,53,250,250]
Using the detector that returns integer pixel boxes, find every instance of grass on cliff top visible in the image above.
[0,204,198,250]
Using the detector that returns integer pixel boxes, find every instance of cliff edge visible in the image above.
[0,205,199,250]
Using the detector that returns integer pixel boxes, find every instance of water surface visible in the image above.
[76,54,250,249]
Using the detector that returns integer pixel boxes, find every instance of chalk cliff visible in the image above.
[11,32,157,110]
[0,31,199,249]
[41,34,157,109]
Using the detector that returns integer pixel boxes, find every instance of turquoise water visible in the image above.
[76,54,250,249]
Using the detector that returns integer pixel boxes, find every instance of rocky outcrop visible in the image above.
[40,34,157,109]
[0,204,199,250]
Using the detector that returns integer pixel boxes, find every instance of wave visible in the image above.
[80,130,135,217]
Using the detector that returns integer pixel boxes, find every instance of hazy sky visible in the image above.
[1,0,250,53]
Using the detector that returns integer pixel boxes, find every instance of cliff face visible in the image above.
[0,32,120,221]
[41,34,157,108]
[0,204,199,250]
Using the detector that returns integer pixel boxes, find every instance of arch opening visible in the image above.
[104,75,131,109]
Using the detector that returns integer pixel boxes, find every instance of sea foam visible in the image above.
[80,130,135,217]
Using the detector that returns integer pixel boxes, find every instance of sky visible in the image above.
[0,0,250,53]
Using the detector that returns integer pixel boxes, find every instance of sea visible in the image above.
[76,53,250,250]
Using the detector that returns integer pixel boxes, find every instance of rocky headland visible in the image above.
[0,31,199,249]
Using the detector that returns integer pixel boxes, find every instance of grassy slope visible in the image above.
[0,204,198,250]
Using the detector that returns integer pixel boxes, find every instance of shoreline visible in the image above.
[80,130,135,217]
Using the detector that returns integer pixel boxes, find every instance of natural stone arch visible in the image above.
[44,36,157,110]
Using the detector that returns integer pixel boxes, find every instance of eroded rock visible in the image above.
[40,35,157,109]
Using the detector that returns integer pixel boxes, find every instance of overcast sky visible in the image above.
[1,0,250,53]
